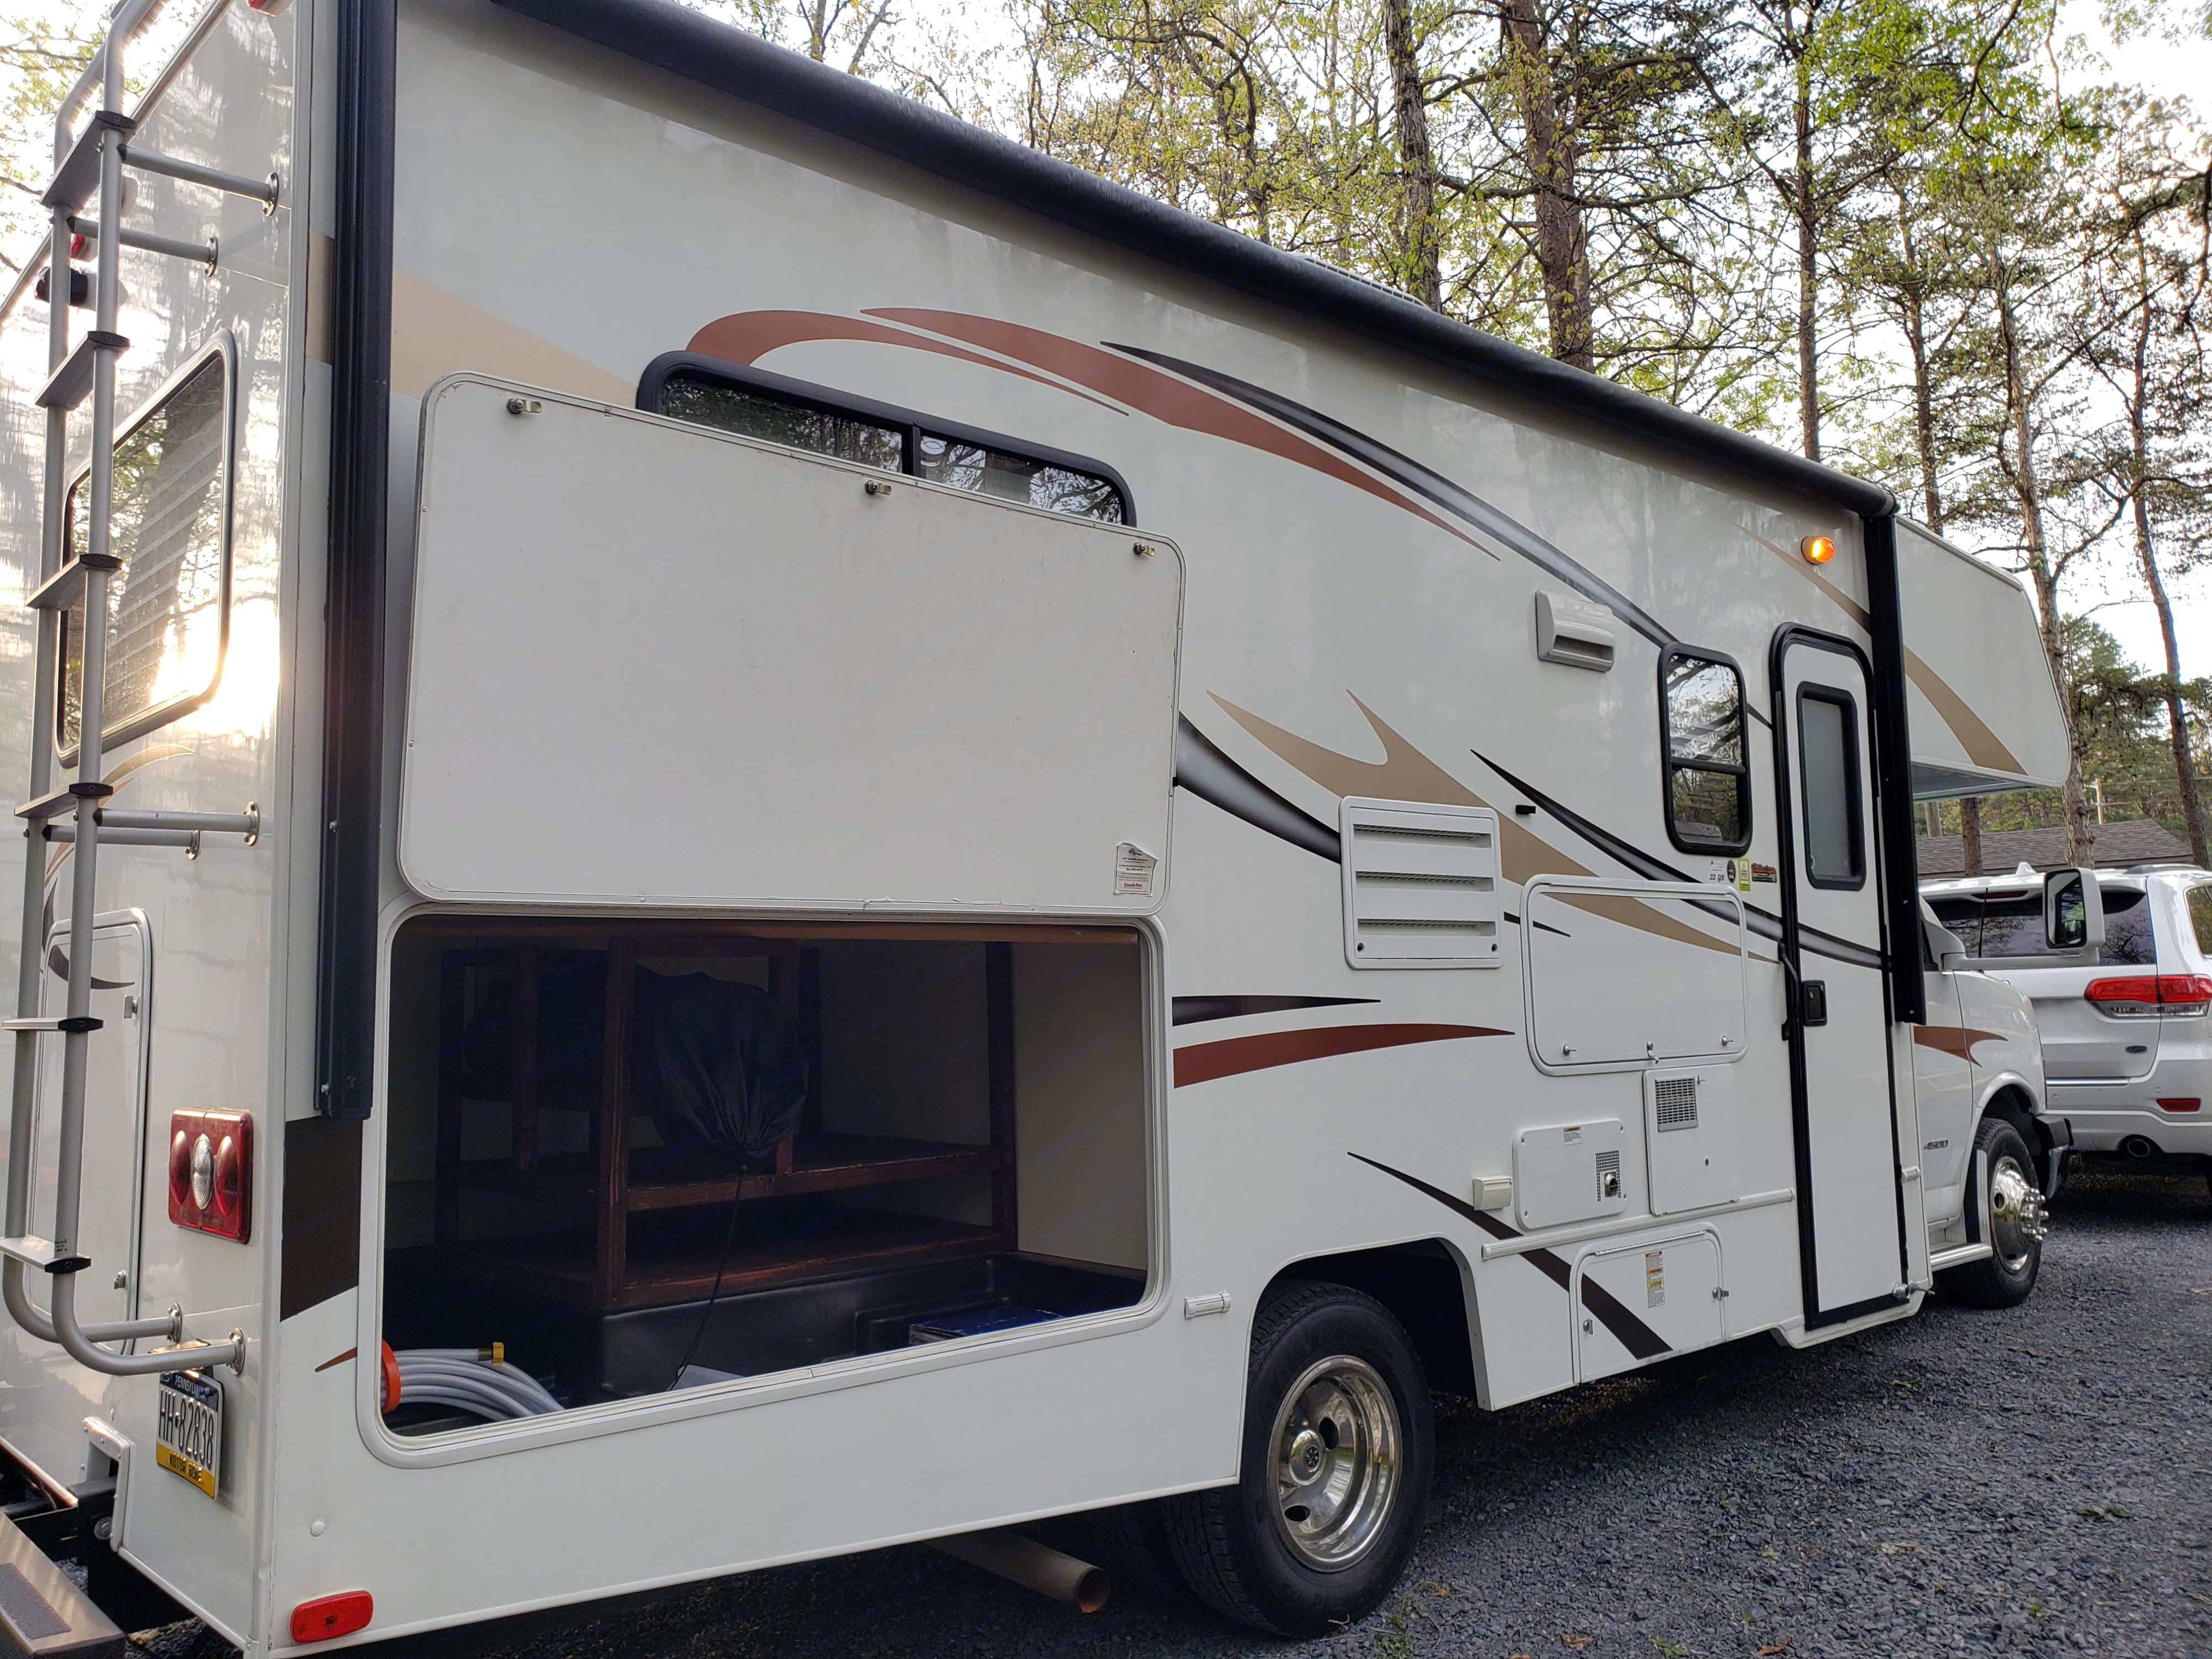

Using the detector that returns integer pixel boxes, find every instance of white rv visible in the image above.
[0,0,2086,1648]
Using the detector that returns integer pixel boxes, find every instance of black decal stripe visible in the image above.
[1112,346,1681,650]
[1347,1154,1671,1358]
[1175,717,1340,863]
[1172,995,1378,1027]
[1502,909,1573,939]
[1475,750,1885,972]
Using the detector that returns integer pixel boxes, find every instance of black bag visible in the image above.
[628,969,808,1160]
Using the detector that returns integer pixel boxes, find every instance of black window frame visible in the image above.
[1658,645,1751,856]
[635,352,1135,524]
[1794,684,1866,890]
[56,330,238,764]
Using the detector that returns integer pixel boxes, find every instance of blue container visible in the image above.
[907,1306,1058,1343]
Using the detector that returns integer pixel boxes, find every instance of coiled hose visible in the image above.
[380,1344,562,1421]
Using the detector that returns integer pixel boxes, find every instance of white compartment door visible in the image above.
[1574,1232,1724,1381]
[401,378,1184,913]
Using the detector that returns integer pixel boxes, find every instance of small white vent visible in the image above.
[1535,591,1617,672]
[1653,1076,1699,1132]
[1594,1147,1622,1199]
[1340,800,1503,969]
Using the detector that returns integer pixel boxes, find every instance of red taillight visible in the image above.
[167,1130,192,1209]
[2085,974,2212,1015]
[291,1590,372,1643]
[167,1110,252,1242]
[2158,1097,2203,1113]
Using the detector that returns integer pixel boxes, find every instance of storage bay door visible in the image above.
[1773,634,1909,1324]
[400,378,1184,914]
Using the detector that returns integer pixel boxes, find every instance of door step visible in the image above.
[0,1509,123,1657]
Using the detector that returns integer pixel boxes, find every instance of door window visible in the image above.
[1795,687,1863,889]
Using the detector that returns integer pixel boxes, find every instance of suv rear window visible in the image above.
[1927,885,2154,963]
[2188,884,2212,957]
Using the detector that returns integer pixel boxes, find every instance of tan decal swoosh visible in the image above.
[389,266,634,405]
[1210,693,1745,958]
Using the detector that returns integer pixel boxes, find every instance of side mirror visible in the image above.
[2044,867,2105,953]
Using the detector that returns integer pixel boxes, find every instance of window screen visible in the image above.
[655,369,1125,523]
[1796,687,1864,888]
[1660,650,1749,853]
[60,350,229,754]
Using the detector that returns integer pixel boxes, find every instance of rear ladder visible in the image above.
[0,0,271,1380]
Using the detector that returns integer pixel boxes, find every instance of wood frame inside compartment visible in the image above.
[415,917,1131,1311]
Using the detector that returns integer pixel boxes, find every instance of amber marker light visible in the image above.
[1801,534,1837,565]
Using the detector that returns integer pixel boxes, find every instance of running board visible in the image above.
[0,1507,123,1657]
[1928,1242,1993,1272]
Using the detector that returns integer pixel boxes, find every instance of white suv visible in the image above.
[1924,864,2212,1192]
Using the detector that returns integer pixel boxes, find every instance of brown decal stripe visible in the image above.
[315,1347,358,1373]
[864,309,1488,555]
[1176,1023,1505,1087]
[687,310,1119,409]
[281,1115,363,1320]
[1347,1154,1670,1361]
[1911,1025,2011,1061]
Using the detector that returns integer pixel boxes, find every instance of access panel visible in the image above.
[400,377,1184,913]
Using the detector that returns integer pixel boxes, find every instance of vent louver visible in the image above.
[1653,1076,1699,1131]
[1340,801,1503,968]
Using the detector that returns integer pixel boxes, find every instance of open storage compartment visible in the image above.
[379,916,1152,1433]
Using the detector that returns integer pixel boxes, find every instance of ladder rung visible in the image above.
[45,823,200,852]
[121,143,279,211]
[65,217,217,271]
[15,782,112,821]
[100,806,258,839]
[24,552,122,613]
[35,331,128,412]
[2,1016,102,1035]
[0,1235,59,1269]
[39,109,134,215]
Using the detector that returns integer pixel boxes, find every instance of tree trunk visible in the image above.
[1793,40,1819,462]
[1959,796,1982,875]
[1895,205,1943,531]
[1994,268,2094,865]
[1383,0,1442,311]
[1501,0,1594,369]
[2124,260,2208,865]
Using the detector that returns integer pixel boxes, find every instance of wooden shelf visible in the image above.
[455,1213,1012,1310]
[457,1134,1003,1213]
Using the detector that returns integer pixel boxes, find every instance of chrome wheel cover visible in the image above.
[1989,1152,2048,1272]
[1267,1355,1401,1572]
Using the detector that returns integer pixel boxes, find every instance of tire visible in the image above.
[1161,1282,1433,1636]
[1937,1117,2047,1308]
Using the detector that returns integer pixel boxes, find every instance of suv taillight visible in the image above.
[2085,974,2212,1017]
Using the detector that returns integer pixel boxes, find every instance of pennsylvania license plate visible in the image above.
[155,1370,222,1498]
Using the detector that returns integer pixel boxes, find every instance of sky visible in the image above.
[2044,0,2212,680]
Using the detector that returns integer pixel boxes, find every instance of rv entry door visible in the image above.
[1771,633,1907,1326]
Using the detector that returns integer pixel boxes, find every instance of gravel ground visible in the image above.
[138,1162,2211,1659]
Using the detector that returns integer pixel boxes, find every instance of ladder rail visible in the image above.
[3,0,241,1375]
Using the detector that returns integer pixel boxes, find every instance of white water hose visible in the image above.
[380,1343,563,1421]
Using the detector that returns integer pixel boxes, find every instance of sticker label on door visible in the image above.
[1114,842,1157,898]
[1645,1249,1666,1309]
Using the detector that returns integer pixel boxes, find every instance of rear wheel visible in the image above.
[1937,1117,2046,1308]
[1161,1282,1433,1635]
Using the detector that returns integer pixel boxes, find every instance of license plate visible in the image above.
[155,1370,222,1498]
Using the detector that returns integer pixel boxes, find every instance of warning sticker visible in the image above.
[1114,842,1158,898]
[1645,1249,1666,1310]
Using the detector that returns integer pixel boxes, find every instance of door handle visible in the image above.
[1800,980,1828,1026]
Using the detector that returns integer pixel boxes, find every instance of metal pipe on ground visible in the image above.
[929,1531,1109,1613]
